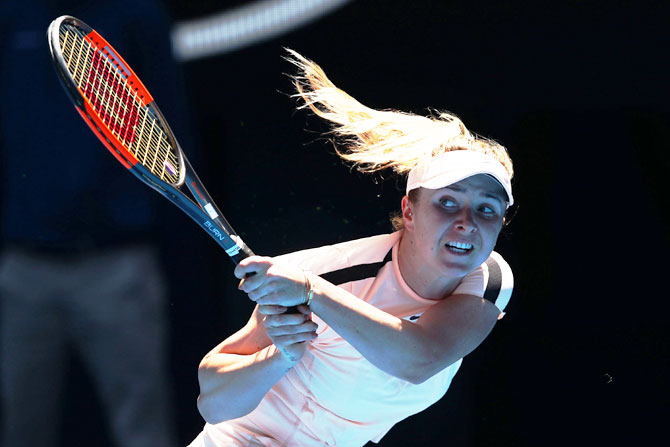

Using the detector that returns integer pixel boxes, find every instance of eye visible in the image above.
[439,198,459,209]
[478,204,500,217]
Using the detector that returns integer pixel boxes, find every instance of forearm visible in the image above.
[307,275,440,383]
[197,344,294,423]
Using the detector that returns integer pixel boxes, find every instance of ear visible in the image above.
[401,195,415,231]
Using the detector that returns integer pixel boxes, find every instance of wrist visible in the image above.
[271,344,302,367]
[265,344,297,367]
[302,271,315,307]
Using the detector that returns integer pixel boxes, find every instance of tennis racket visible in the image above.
[46,15,255,265]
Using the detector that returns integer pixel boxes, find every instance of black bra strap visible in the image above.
[483,256,502,304]
[320,248,393,286]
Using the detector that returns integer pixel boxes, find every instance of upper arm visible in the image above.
[414,294,500,372]
[409,254,513,379]
[203,305,272,360]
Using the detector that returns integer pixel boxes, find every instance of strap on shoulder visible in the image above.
[320,248,393,286]
[483,256,502,304]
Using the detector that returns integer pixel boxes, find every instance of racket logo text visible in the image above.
[204,220,225,241]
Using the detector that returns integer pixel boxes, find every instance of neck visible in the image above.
[397,231,463,300]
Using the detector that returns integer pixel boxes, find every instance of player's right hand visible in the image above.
[258,304,317,364]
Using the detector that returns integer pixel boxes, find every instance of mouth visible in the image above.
[445,241,474,255]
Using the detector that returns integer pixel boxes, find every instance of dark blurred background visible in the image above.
[1,1,668,446]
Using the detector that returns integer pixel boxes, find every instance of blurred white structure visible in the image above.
[171,0,353,61]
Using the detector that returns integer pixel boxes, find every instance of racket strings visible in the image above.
[59,24,181,184]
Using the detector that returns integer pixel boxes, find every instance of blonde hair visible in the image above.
[284,48,514,179]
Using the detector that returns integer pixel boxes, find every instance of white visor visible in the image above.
[406,151,514,207]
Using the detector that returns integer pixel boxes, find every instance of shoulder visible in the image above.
[454,251,514,313]
[483,251,514,312]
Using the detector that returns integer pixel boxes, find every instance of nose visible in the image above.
[455,207,477,233]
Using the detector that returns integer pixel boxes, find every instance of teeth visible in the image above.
[446,241,473,250]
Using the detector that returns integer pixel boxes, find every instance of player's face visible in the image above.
[403,174,506,278]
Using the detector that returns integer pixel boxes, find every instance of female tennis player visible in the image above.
[188,50,515,447]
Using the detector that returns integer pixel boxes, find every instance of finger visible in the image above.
[265,320,318,336]
[240,273,270,295]
[255,291,304,308]
[239,262,281,294]
[296,305,312,315]
[247,280,282,301]
[263,313,308,328]
[271,331,318,348]
[233,256,269,279]
[257,304,287,315]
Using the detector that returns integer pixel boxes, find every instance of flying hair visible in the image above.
[284,48,513,179]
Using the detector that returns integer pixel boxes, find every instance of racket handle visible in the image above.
[230,239,255,265]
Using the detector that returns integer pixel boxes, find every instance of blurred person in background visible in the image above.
[0,1,187,446]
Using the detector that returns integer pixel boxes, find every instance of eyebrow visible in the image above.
[445,185,506,204]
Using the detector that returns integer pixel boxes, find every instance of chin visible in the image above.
[441,250,485,276]
[441,259,477,277]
